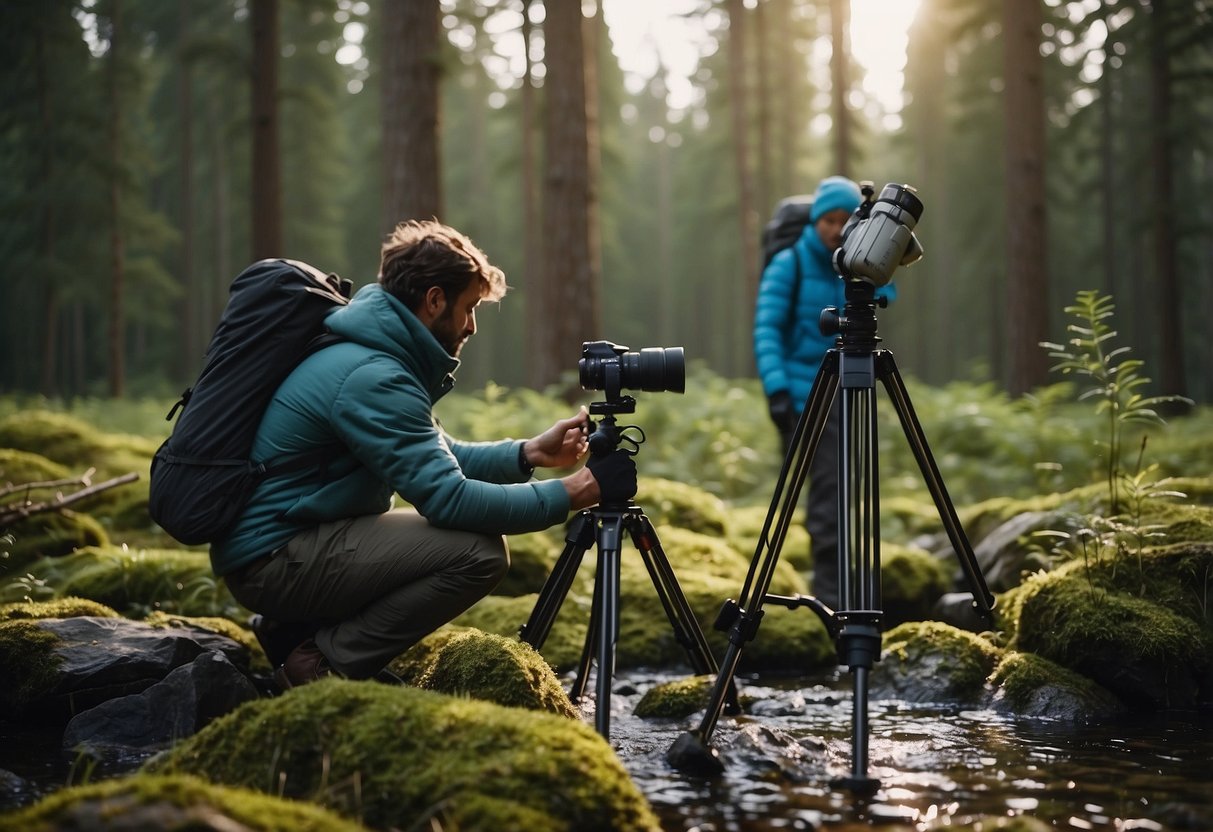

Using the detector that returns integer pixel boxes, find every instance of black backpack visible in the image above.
[760,195,813,321]
[148,259,352,545]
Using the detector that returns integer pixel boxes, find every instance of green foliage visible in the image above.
[1041,290,1191,512]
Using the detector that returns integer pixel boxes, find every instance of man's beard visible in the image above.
[430,311,469,358]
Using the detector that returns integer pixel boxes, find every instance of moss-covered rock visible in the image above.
[496,530,562,597]
[725,503,811,574]
[989,651,1125,720]
[0,596,119,621]
[880,543,952,626]
[4,546,243,619]
[636,476,730,537]
[874,621,1003,703]
[0,447,73,484]
[143,611,266,673]
[0,411,157,480]
[634,674,715,719]
[0,412,155,539]
[0,773,364,832]
[414,629,578,717]
[0,619,62,712]
[2,509,109,568]
[1015,569,1210,709]
[146,679,661,832]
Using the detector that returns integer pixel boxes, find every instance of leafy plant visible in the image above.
[1040,290,1191,513]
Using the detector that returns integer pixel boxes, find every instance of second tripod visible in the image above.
[519,409,738,739]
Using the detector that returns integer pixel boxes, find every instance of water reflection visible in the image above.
[607,670,1213,831]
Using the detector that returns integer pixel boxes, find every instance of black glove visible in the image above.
[767,390,796,434]
[587,450,638,505]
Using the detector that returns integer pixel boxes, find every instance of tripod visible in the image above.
[520,406,739,739]
[668,280,995,794]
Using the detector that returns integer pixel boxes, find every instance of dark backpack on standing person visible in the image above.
[760,194,814,321]
[148,259,353,546]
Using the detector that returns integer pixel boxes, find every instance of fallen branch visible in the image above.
[0,472,139,527]
[0,467,97,500]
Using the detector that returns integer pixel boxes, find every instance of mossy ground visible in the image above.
[0,595,120,620]
[0,773,364,832]
[0,618,63,712]
[147,679,661,832]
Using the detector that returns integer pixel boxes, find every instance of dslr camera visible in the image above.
[833,182,924,287]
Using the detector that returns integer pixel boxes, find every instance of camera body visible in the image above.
[832,183,924,287]
[579,340,685,404]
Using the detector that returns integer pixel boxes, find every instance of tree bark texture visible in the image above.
[532,0,600,391]
[1148,0,1185,398]
[108,0,126,398]
[830,0,851,178]
[1001,0,1050,396]
[251,0,282,259]
[381,0,443,231]
[726,0,759,339]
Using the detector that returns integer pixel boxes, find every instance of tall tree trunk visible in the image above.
[775,0,798,192]
[381,0,442,229]
[1148,0,1185,398]
[35,25,59,396]
[829,0,851,177]
[727,0,759,370]
[179,0,197,377]
[107,0,126,398]
[521,0,541,362]
[211,93,231,332]
[907,2,952,384]
[251,0,282,259]
[1001,0,1050,395]
[1099,0,1119,310]
[532,0,600,391]
[755,0,772,217]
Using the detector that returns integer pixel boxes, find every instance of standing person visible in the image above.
[214,219,636,688]
[753,176,897,608]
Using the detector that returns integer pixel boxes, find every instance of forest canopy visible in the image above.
[1,0,1210,402]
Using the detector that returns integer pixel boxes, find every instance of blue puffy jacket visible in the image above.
[753,225,897,412]
[210,283,570,576]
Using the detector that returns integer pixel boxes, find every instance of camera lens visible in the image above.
[578,341,685,395]
[621,347,685,393]
[879,184,923,223]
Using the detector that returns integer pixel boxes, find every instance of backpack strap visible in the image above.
[786,243,804,329]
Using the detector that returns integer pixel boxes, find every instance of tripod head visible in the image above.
[819,280,884,351]
[585,405,645,458]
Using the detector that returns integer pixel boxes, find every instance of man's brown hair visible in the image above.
[378,220,507,311]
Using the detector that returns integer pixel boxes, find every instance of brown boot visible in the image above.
[274,638,338,690]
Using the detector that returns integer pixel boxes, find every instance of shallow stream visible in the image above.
[605,670,1213,831]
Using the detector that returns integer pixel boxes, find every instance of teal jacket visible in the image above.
[753,226,897,411]
[210,284,571,576]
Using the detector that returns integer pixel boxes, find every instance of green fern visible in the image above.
[1040,290,1190,513]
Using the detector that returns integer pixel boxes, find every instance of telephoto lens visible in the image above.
[579,341,685,396]
[833,183,924,287]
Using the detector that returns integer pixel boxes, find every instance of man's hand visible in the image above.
[586,450,638,505]
[524,407,590,469]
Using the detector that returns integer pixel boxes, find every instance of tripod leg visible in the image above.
[569,564,603,704]
[626,513,740,714]
[520,511,596,650]
[593,514,625,738]
[875,352,995,615]
[669,355,841,773]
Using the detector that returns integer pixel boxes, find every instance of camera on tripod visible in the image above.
[833,182,924,287]
[577,339,685,453]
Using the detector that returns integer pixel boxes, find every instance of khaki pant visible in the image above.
[225,510,509,678]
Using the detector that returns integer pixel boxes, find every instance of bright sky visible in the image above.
[602,0,924,129]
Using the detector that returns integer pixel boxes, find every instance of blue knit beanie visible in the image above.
[810,176,862,222]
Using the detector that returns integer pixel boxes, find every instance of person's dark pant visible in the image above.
[224,510,509,678]
[779,399,841,610]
